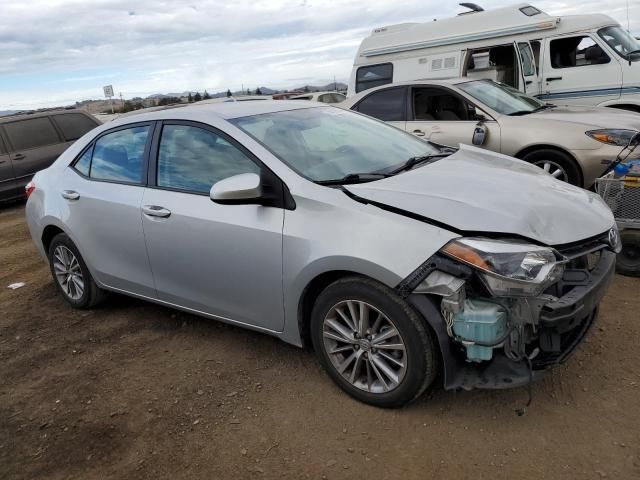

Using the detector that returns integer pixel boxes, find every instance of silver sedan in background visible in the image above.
[26,101,618,407]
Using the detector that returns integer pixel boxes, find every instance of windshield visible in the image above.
[231,107,439,182]
[598,26,640,59]
[457,80,546,115]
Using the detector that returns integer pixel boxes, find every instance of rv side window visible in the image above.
[517,43,536,76]
[355,63,393,93]
[355,87,406,121]
[550,36,610,69]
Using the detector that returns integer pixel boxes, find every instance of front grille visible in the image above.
[532,308,597,369]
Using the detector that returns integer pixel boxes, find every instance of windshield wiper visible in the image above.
[626,49,640,57]
[508,104,554,116]
[388,153,449,175]
[316,172,392,186]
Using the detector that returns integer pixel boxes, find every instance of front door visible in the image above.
[540,34,622,106]
[406,86,501,151]
[2,116,68,182]
[141,121,285,331]
[60,123,156,297]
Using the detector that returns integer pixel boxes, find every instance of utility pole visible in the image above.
[119,92,123,110]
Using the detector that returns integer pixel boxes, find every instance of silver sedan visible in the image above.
[25,101,619,407]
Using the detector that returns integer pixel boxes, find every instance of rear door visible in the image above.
[540,34,622,105]
[3,116,67,182]
[0,133,18,200]
[51,112,100,146]
[515,41,540,94]
[352,86,408,132]
[405,86,501,150]
[141,121,285,331]
[60,123,156,297]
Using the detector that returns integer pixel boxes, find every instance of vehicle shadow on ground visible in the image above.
[101,290,588,417]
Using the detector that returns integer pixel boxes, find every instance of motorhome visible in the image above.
[348,3,640,112]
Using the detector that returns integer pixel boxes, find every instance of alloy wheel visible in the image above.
[534,160,569,182]
[322,300,407,393]
[52,245,85,300]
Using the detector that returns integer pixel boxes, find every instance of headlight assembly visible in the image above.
[441,238,566,297]
[586,129,639,146]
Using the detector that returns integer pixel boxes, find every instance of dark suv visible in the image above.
[0,110,100,202]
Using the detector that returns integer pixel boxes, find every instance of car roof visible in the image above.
[106,100,328,126]
[0,108,94,124]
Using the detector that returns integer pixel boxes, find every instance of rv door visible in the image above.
[515,41,539,94]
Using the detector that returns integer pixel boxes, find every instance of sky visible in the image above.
[0,0,638,110]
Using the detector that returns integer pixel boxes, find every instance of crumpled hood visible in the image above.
[345,145,615,246]
[531,105,640,130]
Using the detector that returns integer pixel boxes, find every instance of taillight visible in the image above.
[25,181,36,199]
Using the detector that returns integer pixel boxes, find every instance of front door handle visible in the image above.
[61,190,80,201]
[12,153,26,160]
[546,76,562,82]
[143,205,171,218]
[412,129,425,137]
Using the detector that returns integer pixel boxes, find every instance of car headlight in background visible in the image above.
[586,129,639,146]
[441,238,566,297]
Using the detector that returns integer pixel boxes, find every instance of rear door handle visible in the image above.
[143,205,171,218]
[12,153,26,160]
[546,76,562,82]
[61,190,80,201]
[412,129,425,137]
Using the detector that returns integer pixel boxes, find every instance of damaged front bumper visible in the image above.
[406,249,616,391]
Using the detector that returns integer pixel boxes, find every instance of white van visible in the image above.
[348,3,640,112]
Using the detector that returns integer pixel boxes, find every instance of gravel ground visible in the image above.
[1,202,639,480]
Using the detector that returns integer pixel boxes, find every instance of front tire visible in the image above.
[48,233,106,309]
[522,149,582,187]
[310,276,438,408]
[616,231,640,277]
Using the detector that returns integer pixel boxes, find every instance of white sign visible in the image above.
[103,85,114,98]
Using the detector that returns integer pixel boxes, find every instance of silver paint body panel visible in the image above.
[25,102,614,348]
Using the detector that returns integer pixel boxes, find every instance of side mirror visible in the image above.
[210,173,262,205]
[472,122,487,146]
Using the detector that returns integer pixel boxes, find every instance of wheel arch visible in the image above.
[514,144,583,187]
[297,270,367,349]
[41,224,66,254]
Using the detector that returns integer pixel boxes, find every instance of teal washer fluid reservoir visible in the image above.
[452,298,508,362]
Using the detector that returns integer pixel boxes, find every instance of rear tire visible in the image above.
[616,231,640,277]
[310,276,439,408]
[48,233,106,309]
[522,149,582,187]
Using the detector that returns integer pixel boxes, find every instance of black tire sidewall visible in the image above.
[310,277,438,408]
[523,149,582,187]
[616,231,640,277]
[47,233,95,308]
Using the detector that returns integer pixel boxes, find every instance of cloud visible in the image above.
[0,0,637,109]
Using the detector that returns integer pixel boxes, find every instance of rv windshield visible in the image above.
[457,80,547,115]
[598,26,640,60]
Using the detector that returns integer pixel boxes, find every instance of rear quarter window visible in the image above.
[52,113,98,141]
[4,117,60,151]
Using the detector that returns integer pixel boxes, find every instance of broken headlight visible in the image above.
[441,238,566,297]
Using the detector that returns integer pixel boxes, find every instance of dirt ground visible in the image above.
[1,202,639,480]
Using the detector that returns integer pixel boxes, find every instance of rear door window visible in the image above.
[90,126,149,183]
[156,124,260,194]
[355,87,406,122]
[4,117,60,151]
[52,113,98,141]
